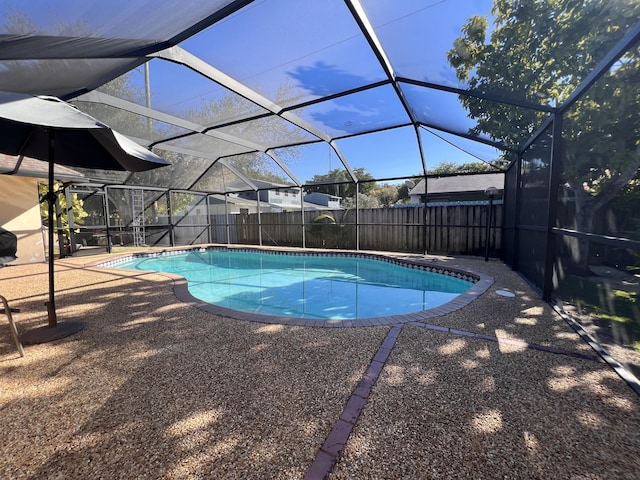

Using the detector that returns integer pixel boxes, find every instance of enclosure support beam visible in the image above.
[344,0,418,126]
[414,124,429,254]
[266,150,302,187]
[168,190,175,247]
[105,187,113,253]
[355,183,360,251]
[300,193,306,249]
[257,196,262,246]
[224,193,231,245]
[206,195,212,244]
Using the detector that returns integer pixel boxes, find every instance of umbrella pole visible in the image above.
[21,129,85,346]
[46,131,57,327]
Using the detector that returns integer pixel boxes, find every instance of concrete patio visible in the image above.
[1,253,639,479]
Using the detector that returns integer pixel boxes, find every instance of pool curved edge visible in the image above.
[97,246,494,328]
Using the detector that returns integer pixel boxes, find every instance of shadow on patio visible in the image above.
[1,254,638,479]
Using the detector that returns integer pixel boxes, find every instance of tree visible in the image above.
[182,79,301,186]
[0,10,100,96]
[369,184,400,207]
[39,183,88,249]
[341,193,380,209]
[396,177,424,203]
[448,0,640,273]
[305,167,376,199]
[427,161,507,175]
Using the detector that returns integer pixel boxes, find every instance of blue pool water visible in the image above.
[114,249,473,320]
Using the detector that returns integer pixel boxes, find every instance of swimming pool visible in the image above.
[106,248,483,322]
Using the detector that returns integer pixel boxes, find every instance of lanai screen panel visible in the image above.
[124,149,214,190]
[191,161,255,194]
[402,83,547,151]
[359,0,492,89]
[71,168,130,185]
[128,58,271,127]
[73,101,192,144]
[361,0,637,108]
[0,0,637,198]
[0,59,139,98]
[180,0,389,108]
[161,132,256,162]
[214,115,318,150]
[334,126,424,181]
[223,152,298,186]
[556,48,640,237]
[516,126,554,288]
[419,128,507,171]
[289,85,411,139]
[0,1,240,97]
[273,143,343,186]
[501,161,519,266]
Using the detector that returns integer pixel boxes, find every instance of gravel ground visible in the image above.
[410,256,598,355]
[332,325,640,480]
[1,252,638,479]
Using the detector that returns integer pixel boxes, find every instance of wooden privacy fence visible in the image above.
[208,203,502,256]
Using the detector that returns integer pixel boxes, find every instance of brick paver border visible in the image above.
[304,325,403,480]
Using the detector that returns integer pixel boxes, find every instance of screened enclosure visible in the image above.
[0,1,639,351]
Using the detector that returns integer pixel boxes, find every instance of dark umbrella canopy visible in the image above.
[0,91,168,171]
[0,91,169,344]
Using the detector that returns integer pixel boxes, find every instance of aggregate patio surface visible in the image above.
[0,249,639,479]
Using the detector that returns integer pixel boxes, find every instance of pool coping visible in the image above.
[94,245,494,327]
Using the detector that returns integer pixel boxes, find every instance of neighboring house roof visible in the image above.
[209,194,259,208]
[409,172,504,196]
[304,191,341,201]
[250,179,299,190]
[0,153,86,182]
[209,193,333,211]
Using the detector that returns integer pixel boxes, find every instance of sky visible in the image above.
[131,0,501,183]
[10,0,502,184]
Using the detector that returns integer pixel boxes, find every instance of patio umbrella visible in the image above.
[0,91,169,344]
